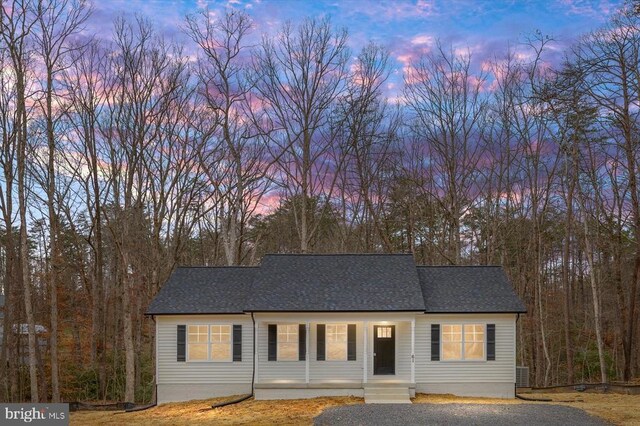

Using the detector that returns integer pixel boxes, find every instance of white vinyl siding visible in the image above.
[257,322,305,382]
[309,322,362,382]
[416,313,517,384]
[156,315,252,385]
[255,313,415,385]
[157,312,518,402]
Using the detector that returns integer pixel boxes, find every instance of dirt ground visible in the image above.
[414,392,640,425]
[70,395,363,426]
[526,392,640,425]
[70,392,640,425]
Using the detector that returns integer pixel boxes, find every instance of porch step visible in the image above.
[364,386,411,404]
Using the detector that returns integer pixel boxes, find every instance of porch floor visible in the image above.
[255,380,415,389]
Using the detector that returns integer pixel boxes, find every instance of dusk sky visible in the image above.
[84,0,624,97]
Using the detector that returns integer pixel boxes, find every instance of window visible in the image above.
[210,325,232,361]
[464,324,485,360]
[187,324,232,361]
[277,324,298,361]
[442,324,485,361]
[326,324,348,360]
[188,325,209,361]
[377,326,392,338]
[442,325,462,360]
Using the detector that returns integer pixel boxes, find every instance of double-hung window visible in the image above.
[326,324,348,360]
[442,324,485,361]
[187,324,232,361]
[277,324,299,361]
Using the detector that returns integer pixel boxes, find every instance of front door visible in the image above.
[373,325,395,375]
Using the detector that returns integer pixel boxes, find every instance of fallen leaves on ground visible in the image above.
[70,395,363,425]
[70,392,640,425]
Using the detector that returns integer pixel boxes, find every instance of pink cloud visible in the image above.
[339,0,438,22]
[255,191,281,215]
[558,0,616,17]
[411,34,434,46]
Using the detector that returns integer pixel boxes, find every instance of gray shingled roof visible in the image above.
[146,267,256,315]
[417,266,526,313]
[147,255,526,315]
[244,254,426,312]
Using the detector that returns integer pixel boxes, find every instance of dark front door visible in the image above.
[373,325,395,375]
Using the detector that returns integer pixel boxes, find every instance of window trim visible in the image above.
[440,323,487,362]
[186,324,233,363]
[276,323,300,362]
[325,323,348,361]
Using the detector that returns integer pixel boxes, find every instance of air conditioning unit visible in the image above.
[516,366,529,388]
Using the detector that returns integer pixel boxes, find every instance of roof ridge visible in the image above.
[263,253,413,256]
[416,265,503,268]
[176,265,258,269]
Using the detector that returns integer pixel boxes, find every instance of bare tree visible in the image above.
[336,42,398,251]
[0,0,41,402]
[61,38,110,398]
[575,9,640,381]
[31,0,91,402]
[99,16,189,403]
[405,41,488,263]
[186,10,271,265]
[252,17,349,253]
[0,20,21,403]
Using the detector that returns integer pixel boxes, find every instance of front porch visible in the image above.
[253,313,417,402]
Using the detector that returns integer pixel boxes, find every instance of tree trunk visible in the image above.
[122,256,135,403]
[562,161,575,384]
[45,69,60,403]
[583,218,608,384]
[13,59,39,401]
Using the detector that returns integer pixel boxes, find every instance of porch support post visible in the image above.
[363,321,368,384]
[305,321,310,384]
[411,319,415,384]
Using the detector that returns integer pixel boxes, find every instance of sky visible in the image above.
[83,0,624,98]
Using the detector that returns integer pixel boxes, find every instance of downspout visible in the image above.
[514,313,519,400]
[514,313,551,402]
[251,312,256,394]
[211,312,255,409]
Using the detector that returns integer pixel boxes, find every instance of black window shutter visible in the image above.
[347,324,356,361]
[431,324,440,361]
[299,324,306,361]
[317,324,326,361]
[233,324,242,362]
[487,324,496,361]
[268,324,277,361]
[177,325,186,362]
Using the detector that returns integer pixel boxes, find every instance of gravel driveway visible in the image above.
[314,403,609,426]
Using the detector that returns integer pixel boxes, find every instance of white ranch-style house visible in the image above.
[147,254,526,404]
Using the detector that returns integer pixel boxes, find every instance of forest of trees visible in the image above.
[1,0,639,403]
